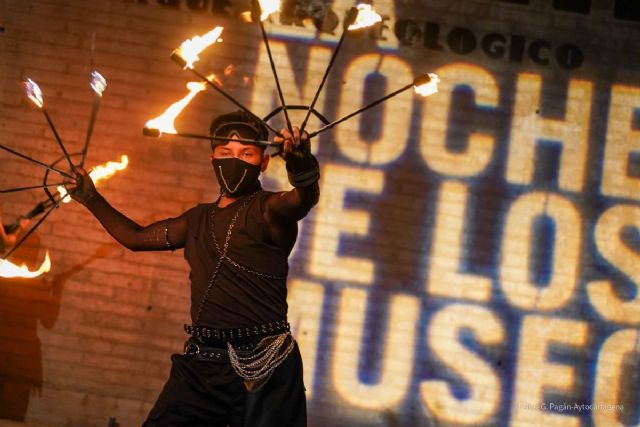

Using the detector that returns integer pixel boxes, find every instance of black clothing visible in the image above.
[82,163,319,427]
[182,192,290,329]
[143,341,306,427]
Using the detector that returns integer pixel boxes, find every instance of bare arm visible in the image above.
[68,168,188,251]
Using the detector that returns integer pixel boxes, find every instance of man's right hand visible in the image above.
[67,167,100,206]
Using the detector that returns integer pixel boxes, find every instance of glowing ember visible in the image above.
[414,73,440,97]
[240,11,253,23]
[90,70,107,96]
[144,80,210,136]
[57,155,129,203]
[220,65,251,90]
[0,252,51,278]
[348,4,382,30]
[24,78,44,108]
[257,0,281,21]
[174,27,224,69]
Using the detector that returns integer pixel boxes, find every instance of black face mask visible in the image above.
[211,157,261,197]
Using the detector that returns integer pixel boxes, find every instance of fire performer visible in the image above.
[0,207,30,254]
[67,110,319,426]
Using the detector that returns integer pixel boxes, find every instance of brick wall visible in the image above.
[0,0,639,426]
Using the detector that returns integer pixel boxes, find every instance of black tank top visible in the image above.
[183,191,292,329]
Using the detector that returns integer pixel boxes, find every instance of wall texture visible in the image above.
[0,0,639,426]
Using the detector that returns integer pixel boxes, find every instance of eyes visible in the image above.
[214,148,260,160]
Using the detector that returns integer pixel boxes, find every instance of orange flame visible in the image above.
[257,0,281,21]
[0,252,51,278]
[57,155,129,203]
[414,73,440,97]
[143,80,211,136]
[348,4,382,30]
[24,78,44,108]
[174,27,224,69]
[240,11,253,23]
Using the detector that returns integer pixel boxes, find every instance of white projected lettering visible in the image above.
[335,54,413,165]
[593,329,639,427]
[506,73,592,192]
[420,63,498,177]
[601,84,640,201]
[234,31,640,424]
[511,315,588,427]
[287,279,326,398]
[332,287,419,410]
[428,180,492,301]
[309,164,384,284]
[420,304,504,424]
[587,204,640,325]
[499,192,581,311]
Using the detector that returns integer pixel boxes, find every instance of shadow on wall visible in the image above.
[0,232,117,421]
[0,233,54,421]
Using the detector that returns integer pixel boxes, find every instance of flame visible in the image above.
[257,0,281,21]
[348,4,382,30]
[174,27,224,69]
[240,11,253,23]
[144,77,214,135]
[57,155,129,203]
[0,252,51,278]
[90,70,107,96]
[414,73,440,97]
[24,78,44,108]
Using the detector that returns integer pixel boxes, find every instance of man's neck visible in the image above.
[217,195,238,208]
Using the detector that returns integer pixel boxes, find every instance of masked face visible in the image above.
[211,156,262,197]
[211,135,265,197]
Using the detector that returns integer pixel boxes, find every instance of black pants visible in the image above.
[143,342,306,427]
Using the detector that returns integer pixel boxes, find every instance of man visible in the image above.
[68,110,320,426]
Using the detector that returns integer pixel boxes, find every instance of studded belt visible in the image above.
[184,320,290,343]
[183,338,259,361]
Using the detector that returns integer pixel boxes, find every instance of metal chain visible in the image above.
[193,191,260,327]
[228,332,294,381]
[209,198,287,281]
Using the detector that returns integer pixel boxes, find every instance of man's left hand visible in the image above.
[274,127,313,170]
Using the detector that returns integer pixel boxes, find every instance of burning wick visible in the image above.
[308,73,440,139]
[172,27,224,69]
[252,0,293,132]
[23,78,77,172]
[169,27,283,137]
[0,252,51,278]
[144,80,209,136]
[300,6,362,133]
[90,70,107,96]
[348,4,383,30]
[413,73,439,96]
[57,155,129,203]
[256,0,281,21]
[81,70,108,167]
[24,78,44,108]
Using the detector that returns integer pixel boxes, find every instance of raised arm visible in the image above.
[68,168,188,251]
[265,127,320,222]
